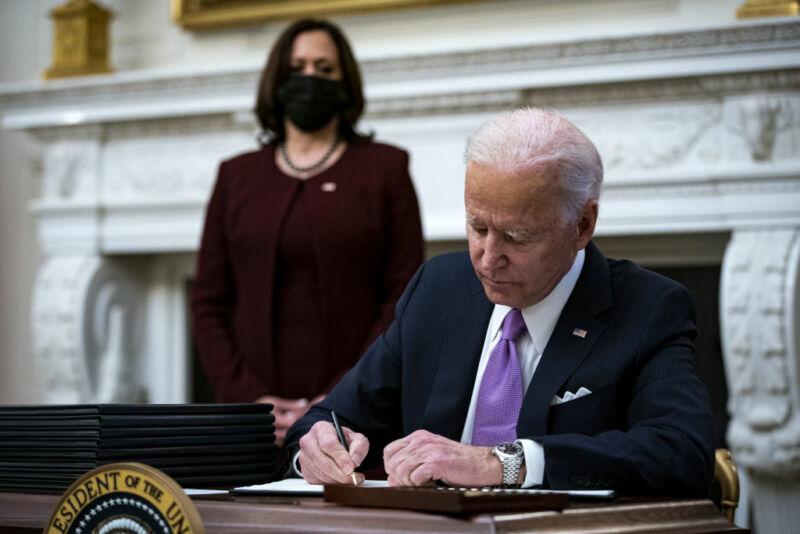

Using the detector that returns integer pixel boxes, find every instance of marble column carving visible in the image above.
[721,228,800,532]
[31,255,143,403]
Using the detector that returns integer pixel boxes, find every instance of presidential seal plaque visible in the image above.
[45,462,205,534]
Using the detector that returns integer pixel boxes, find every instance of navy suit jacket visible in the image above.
[285,242,715,496]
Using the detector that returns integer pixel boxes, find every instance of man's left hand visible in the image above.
[383,430,501,487]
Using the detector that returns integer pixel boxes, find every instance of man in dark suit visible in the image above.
[284,108,714,495]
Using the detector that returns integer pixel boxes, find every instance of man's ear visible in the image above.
[576,200,598,249]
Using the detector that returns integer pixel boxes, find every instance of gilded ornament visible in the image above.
[43,0,114,79]
[170,0,485,30]
[736,0,800,18]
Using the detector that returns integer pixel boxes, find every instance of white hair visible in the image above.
[464,107,603,224]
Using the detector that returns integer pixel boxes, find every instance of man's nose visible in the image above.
[302,64,317,76]
[481,233,508,271]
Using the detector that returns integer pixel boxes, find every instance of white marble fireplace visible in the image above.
[2,15,799,530]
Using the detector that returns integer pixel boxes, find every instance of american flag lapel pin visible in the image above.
[572,328,588,338]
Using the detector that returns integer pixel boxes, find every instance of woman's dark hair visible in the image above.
[255,18,372,144]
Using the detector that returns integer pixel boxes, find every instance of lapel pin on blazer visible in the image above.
[572,328,588,338]
[321,182,337,192]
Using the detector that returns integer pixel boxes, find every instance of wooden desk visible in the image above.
[0,491,746,533]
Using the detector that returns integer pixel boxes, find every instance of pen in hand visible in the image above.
[331,410,359,486]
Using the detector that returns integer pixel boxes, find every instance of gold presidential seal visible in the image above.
[45,462,205,534]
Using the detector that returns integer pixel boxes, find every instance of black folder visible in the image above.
[100,423,273,438]
[98,432,274,449]
[0,403,280,491]
[98,403,274,414]
[0,450,98,460]
[0,419,101,429]
[98,413,275,427]
[108,453,271,468]
[1,430,100,440]
[98,441,276,460]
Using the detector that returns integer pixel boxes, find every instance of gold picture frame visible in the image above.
[171,0,486,30]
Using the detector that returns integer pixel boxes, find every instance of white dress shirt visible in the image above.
[459,248,585,487]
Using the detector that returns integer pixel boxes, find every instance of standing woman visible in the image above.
[192,19,424,445]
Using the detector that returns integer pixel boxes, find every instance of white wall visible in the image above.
[0,0,54,403]
[104,0,741,72]
[0,0,745,403]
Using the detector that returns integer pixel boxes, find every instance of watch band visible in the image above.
[493,441,524,488]
[501,456,522,487]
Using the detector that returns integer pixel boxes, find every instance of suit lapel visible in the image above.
[517,242,613,438]
[423,272,492,440]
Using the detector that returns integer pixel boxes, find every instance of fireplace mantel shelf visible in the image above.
[2,19,799,130]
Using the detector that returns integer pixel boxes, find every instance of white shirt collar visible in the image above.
[489,248,585,355]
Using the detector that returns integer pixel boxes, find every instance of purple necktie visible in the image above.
[471,308,527,447]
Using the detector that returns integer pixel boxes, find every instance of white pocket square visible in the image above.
[550,387,592,406]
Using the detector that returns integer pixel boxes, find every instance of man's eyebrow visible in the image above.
[505,228,536,241]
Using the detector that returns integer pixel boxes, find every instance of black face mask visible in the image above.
[277,75,349,132]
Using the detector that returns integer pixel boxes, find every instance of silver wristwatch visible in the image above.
[492,441,525,488]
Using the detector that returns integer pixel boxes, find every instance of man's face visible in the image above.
[465,161,594,309]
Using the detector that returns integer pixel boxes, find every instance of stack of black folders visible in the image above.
[0,404,278,493]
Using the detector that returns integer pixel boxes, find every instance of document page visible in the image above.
[233,477,389,495]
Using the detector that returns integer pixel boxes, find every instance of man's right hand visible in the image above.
[298,421,369,484]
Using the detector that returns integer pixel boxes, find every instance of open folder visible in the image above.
[234,478,616,499]
[233,478,615,514]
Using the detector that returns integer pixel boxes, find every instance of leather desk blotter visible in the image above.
[324,485,570,514]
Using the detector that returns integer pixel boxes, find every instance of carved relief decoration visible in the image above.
[103,113,253,140]
[362,22,800,82]
[602,176,800,201]
[2,70,257,112]
[102,133,252,201]
[31,256,143,403]
[363,70,800,121]
[721,228,800,477]
[367,89,520,118]
[42,141,100,200]
[726,95,800,162]
[572,105,723,178]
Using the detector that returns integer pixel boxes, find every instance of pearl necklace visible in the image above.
[280,137,341,174]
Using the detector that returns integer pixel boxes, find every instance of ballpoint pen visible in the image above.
[331,410,358,486]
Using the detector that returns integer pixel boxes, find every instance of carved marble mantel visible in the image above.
[1,17,799,529]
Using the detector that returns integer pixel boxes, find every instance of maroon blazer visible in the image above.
[191,142,425,402]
